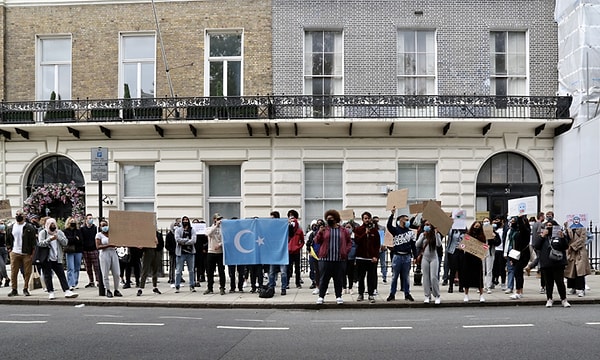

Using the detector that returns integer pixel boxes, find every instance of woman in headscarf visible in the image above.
[460,221,486,303]
[37,218,79,299]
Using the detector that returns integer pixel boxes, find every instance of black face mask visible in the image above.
[16,215,24,222]
[327,219,335,227]
[70,223,76,228]
[182,221,190,228]
[49,226,56,232]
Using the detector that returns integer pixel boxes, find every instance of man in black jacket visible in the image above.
[80,213,101,288]
[6,210,38,296]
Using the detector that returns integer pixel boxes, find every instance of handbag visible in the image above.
[548,242,563,262]
[32,244,49,265]
[29,267,44,290]
[508,249,521,261]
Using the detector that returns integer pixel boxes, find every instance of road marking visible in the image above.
[10,314,51,317]
[463,324,534,329]
[217,325,289,330]
[84,314,124,318]
[234,319,276,323]
[159,316,203,320]
[341,326,412,330]
[97,322,164,326]
[585,322,600,325]
[0,320,48,324]
[311,319,354,323]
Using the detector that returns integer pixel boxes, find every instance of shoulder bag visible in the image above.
[548,240,563,262]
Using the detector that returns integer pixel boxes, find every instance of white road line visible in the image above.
[97,322,164,326]
[341,326,413,330]
[234,319,276,323]
[585,322,600,325]
[0,320,48,324]
[84,314,124,318]
[311,319,354,323]
[159,316,203,320]
[391,319,431,322]
[217,325,289,330]
[463,324,534,329]
[10,314,51,317]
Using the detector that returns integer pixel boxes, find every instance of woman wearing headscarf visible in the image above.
[506,215,531,300]
[415,220,442,304]
[37,218,79,299]
[534,220,570,307]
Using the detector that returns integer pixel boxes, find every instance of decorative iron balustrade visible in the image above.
[0,95,571,124]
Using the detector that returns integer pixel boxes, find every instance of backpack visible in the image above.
[258,285,275,298]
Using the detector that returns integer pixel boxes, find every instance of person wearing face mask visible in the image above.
[95,220,122,298]
[460,221,487,302]
[37,218,79,300]
[491,218,507,291]
[0,220,10,287]
[353,212,380,302]
[80,213,101,288]
[306,219,325,293]
[6,211,38,297]
[63,217,83,291]
[175,216,197,293]
[482,217,501,294]
[506,215,531,300]
[205,213,226,295]
[415,220,442,304]
[286,209,305,291]
[314,209,353,305]
[386,209,417,302]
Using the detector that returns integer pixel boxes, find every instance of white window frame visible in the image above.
[204,29,244,97]
[489,30,529,96]
[206,163,242,220]
[36,35,72,101]
[119,32,157,98]
[303,30,344,117]
[397,162,437,205]
[120,163,156,212]
[396,29,437,96]
[304,162,343,222]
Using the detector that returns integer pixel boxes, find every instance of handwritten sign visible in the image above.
[508,196,538,217]
[108,210,157,247]
[0,199,11,219]
[339,209,355,221]
[483,224,495,240]
[386,188,408,211]
[459,234,489,259]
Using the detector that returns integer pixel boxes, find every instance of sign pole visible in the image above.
[91,147,108,297]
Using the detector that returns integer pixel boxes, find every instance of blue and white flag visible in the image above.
[222,218,289,265]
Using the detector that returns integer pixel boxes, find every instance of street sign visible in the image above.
[91,147,108,181]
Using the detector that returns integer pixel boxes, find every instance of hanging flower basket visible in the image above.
[23,181,85,221]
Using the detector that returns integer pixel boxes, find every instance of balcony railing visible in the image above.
[0,95,572,124]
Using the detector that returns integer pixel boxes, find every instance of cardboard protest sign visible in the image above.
[386,188,408,211]
[508,196,538,217]
[192,222,206,235]
[339,209,355,221]
[459,234,489,259]
[108,210,157,247]
[483,224,495,240]
[0,200,11,219]
[422,201,453,235]
[409,200,442,215]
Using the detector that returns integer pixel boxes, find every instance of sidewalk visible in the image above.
[1,269,599,309]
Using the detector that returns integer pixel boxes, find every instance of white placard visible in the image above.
[192,223,206,235]
[507,196,538,217]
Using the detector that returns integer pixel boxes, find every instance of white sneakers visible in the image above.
[546,299,553,307]
[479,295,485,303]
[424,297,430,304]
[316,297,324,304]
[510,293,522,300]
[336,297,344,305]
[312,289,319,295]
[65,290,79,298]
[48,292,56,300]
[463,295,469,302]
[434,296,441,305]
[577,290,584,297]
[562,299,571,308]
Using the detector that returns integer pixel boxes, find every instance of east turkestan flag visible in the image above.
[222,218,289,265]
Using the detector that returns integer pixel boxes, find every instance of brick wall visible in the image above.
[272,0,558,96]
[2,0,272,101]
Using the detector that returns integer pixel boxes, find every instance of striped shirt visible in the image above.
[323,227,341,261]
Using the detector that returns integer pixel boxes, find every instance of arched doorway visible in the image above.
[25,155,85,220]
[476,152,541,220]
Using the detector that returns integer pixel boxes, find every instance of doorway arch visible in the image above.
[25,155,85,220]
[476,152,541,220]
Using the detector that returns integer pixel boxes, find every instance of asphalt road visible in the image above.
[1,304,598,360]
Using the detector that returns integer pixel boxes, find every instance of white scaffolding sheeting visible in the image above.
[555,0,600,124]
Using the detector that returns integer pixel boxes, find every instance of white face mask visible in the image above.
[483,221,490,226]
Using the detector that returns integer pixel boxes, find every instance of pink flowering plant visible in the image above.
[23,181,85,221]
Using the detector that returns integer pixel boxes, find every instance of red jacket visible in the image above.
[314,226,353,260]
[353,224,380,259]
[288,219,305,254]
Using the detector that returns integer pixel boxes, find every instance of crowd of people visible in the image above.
[0,208,593,308]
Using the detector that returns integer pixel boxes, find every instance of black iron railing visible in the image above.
[0,95,571,124]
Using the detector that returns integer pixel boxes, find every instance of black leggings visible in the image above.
[543,266,567,300]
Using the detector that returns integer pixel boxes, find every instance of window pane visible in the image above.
[305,163,342,220]
[123,36,155,59]
[124,203,154,212]
[209,202,240,220]
[491,155,508,183]
[398,163,435,201]
[209,33,241,57]
[305,31,342,96]
[41,66,56,100]
[57,65,71,100]
[123,64,139,97]
[124,165,155,197]
[141,63,155,98]
[41,38,71,62]
[227,61,241,97]
[209,165,241,196]
[209,62,224,96]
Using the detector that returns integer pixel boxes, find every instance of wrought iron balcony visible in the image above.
[0,95,571,125]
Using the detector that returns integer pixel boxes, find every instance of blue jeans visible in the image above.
[176,253,195,289]
[268,264,288,290]
[506,259,515,290]
[379,251,388,280]
[390,254,411,297]
[65,252,83,288]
